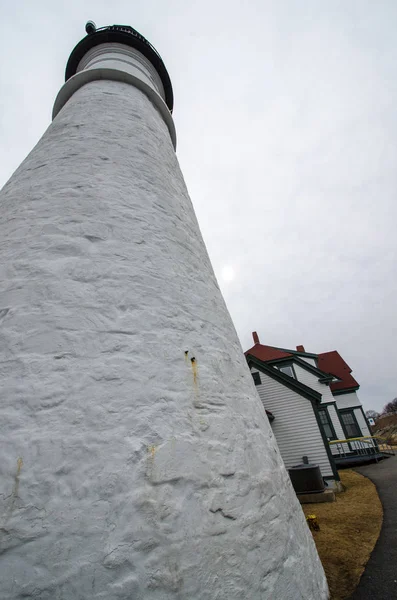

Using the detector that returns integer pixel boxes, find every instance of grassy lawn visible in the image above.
[302,470,382,600]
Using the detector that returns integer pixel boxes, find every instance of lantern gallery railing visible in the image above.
[90,24,164,62]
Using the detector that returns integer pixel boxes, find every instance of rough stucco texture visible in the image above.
[0,80,328,599]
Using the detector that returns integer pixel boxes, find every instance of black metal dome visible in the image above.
[65,24,174,112]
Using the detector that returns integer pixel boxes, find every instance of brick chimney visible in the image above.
[296,345,305,352]
[252,331,260,345]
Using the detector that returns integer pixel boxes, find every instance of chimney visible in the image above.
[296,345,305,352]
[252,331,260,344]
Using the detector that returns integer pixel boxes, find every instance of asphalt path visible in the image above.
[349,455,397,600]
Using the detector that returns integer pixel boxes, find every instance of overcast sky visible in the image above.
[1,1,396,412]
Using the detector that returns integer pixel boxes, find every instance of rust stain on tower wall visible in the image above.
[148,445,157,459]
[191,357,198,387]
[12,457,23,503]
[1,457,23,527]
[146,445,157,480]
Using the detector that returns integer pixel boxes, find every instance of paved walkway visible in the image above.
[350,455,397,600]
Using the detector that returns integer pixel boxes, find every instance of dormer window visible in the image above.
[275,363,295,379]
[279,365,294,378]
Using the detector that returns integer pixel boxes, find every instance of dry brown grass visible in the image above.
[302,470,382,600]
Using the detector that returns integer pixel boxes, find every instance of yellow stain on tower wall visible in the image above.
[148,445,157,459]
[191,357,198,387]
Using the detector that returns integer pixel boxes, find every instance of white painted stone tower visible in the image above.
[0,23,328,599]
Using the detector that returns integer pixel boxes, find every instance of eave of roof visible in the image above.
[265,355,334,382]
[247,355,322,403]
[271,346,319,359]
[245,343,292,362]
[331,386,360,396]
[245,343,333,382]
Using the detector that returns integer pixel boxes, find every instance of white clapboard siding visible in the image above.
[297,357,317,367]
[354,408,371,437]
[251,368,333,477]
[335,391,361,410]
[293,364,335,404]
[327,404,344,438]
[281,363,349,454]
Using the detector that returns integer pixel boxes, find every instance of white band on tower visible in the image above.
[53,42,176,148]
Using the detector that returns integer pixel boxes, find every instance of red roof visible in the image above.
[246,332,359,393]
[245,343,292,362]
[317,351,359,392]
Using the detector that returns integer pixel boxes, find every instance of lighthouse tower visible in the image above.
[0,23,328,599]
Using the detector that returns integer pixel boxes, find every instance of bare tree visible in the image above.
[366,410,380,421]
[383,398,397,415]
